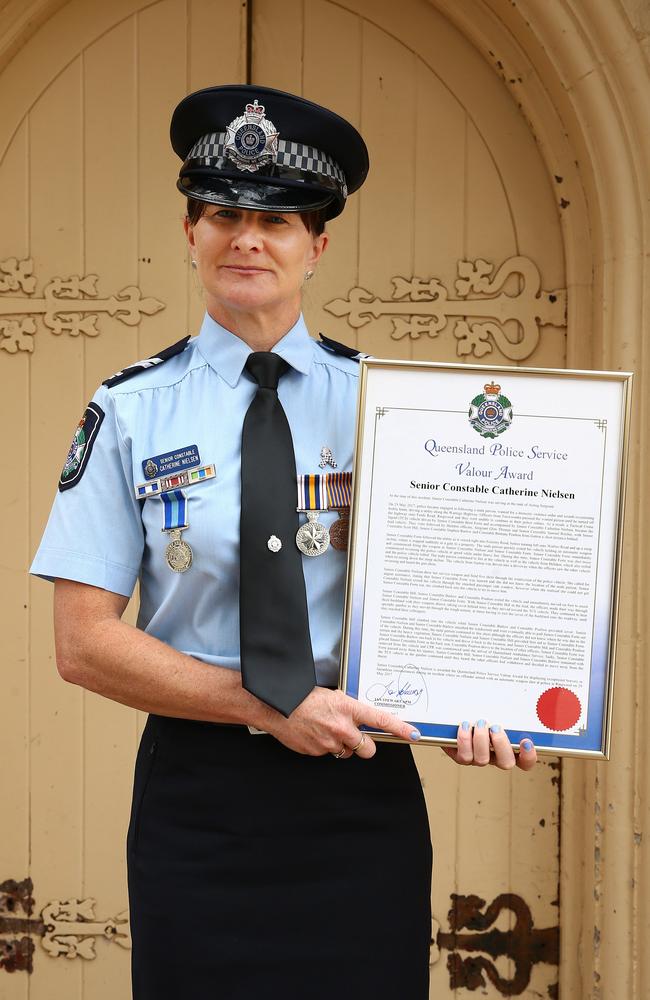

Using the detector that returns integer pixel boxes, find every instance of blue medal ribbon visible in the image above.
[161,489,189,530]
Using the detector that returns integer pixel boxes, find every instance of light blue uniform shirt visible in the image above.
[31,313,360,687]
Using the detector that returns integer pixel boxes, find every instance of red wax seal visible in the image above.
[536,687,581,731]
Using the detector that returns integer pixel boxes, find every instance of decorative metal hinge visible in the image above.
[431,892,559,996]
[0,256,165,354]
[0,877,130,973]
[324,256,566,361]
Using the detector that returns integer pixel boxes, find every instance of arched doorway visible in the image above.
[5,1,646,997]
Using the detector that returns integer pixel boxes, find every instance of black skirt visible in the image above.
[127,715,432,998]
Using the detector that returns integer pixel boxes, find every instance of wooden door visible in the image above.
[1,3,246,998]
[1,1,565,997]
[252,3,565,997]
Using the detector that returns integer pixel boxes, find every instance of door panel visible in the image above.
[252,2,563,996]
[0,2,245,997]
[1,1,563,996]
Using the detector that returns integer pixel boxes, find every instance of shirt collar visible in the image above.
[195,312,314,387]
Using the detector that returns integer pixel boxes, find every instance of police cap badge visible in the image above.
[170,84,368,220]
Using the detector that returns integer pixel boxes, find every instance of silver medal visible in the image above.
[165,529,193,573]
[296,511,330,557]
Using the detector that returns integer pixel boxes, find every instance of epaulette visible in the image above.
[102,335,191,388]
[318,333,371,361]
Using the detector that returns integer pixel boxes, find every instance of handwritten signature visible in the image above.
[366,666,429,709]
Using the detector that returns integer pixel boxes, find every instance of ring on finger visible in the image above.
[332,746,347,759]
[351,734,366,754]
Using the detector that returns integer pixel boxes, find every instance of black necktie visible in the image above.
[239,352,316,716]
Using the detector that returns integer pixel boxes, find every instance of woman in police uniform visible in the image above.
[31,85,537,998]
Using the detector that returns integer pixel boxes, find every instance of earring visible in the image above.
[304,270,314,281]
[191,260,198,269]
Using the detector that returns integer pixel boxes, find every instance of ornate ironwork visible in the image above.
[432,892,559,996]
[0,256,165,354]
[324,256,566,361]
[0,876,130,973]
[0,879,35,972]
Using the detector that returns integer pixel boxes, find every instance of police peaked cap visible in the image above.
[170,84,369,220]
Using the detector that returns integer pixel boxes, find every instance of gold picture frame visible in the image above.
[340,360,632,758]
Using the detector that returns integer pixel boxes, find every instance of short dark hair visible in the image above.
[185,197,327,236]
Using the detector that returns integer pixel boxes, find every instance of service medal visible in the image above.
[296,474,330,557]
[326,471,352,551]
[329,512,350,551]
[165,530,193,573]
[161,489,193,572]
[296,511,330,557]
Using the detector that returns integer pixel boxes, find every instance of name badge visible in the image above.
[142,444,201,480]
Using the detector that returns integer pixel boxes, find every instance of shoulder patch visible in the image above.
[317,333,371,362]
[59,402,105,492]
[102,335,191,388]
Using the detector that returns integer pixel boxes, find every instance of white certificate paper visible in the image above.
[341,362,631,757]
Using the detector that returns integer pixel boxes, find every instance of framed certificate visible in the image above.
[340,361,632,758]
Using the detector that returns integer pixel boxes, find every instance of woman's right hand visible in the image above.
[265,686,421,758]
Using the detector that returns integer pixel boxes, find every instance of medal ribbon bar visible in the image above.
[326,471,352,510]
[296,474,328,512]
[135,463,216,499]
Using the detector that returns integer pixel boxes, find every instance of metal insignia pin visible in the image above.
[267,535,282,553]
[224,100,279,173]
[319,446,337,469]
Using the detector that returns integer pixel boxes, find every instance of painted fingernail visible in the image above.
[490,724,501,734]
[461,720,470,731]
[409,729,422,741]
[477,719,486,728]
[522,739,533,752]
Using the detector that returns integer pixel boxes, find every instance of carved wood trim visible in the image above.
[0,257,165,353]
[325,256,567,361]
[0,877,130,972]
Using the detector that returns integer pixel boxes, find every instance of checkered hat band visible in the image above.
[188,132,347,192]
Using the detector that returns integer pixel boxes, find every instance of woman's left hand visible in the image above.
[443,721,537,771]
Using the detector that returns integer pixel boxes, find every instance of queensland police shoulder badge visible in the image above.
[224,100,279,173]
[468,382,513,439]
[58,402,105,492]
